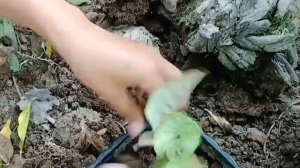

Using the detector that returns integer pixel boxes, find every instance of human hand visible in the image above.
[61,26,182,137]
[0,0,182,138]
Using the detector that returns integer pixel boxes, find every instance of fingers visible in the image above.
[107,87,146,138]
[98,163,129,168]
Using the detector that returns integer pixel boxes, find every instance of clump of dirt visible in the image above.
[188,80,300,168]
[80,0,149,27]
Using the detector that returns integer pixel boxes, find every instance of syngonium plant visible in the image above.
[161,0,299,86]
[135,69,209,168]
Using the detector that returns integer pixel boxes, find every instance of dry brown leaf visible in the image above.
[8,154,24,168]
[0,46,14,66]
[204,109,234,134]
[0,134,14,163]
[80,121,105,152]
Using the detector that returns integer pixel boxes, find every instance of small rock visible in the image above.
[97,13,106,23]
[97,128,107,136]
[19,34,28,44]
[71,84,78,90]
[233,125,244,134]
[3,106,9,112]
[5,80,13,87]
[215,138,224,146]
[295,129,300,139]
[281,142,298,156]
[9,154,24,168]
[246,128,266,145]
[80,5,93,13]
[85,11,98,22]
[67,96,74,103]
[20,45,28,51]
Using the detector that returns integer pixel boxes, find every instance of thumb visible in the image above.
[107,87,146,138]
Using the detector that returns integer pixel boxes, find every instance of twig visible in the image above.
[12,75,22,99]
[263,111,286,154]
[264,122,276,154]
[116,121,127,134]
[17,51,58,66]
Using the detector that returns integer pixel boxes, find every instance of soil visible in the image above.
[0,1,299,168]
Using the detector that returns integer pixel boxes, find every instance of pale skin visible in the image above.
[0,0,181,167]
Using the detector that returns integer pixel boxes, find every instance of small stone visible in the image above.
[20,45,28,51]
[246,128,266,145]
[98,13,106,23]
[19,34,28,44]
[67,96,74,103]
[215,138,224,146]
[71,84,77,90]
[281,142,297,156]
[233,125,244,134]
[295,129,300,139]
[85,11,98,22]
[180,45,188,56]
[5,80,13,87]
[80,5,93,13]
[3,106,9,112]
[97,128,107,136]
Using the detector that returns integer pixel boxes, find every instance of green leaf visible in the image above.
[154,112,201,161]
[66,0,91,6]
[8,53,20,73]
[17,101,32,154]
[145,69,208,129]
[0,17,18,50]
[153,154,208,168]
[152,155,169,168]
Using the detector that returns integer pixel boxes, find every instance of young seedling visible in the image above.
[137,69,209,168]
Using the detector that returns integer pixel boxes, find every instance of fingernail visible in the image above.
[98,163,129,168]
[127,120,146,138]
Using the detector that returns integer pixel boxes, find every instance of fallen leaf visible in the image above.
[8,154,24,168]
[0,17,19,50]
[43,41,53,59]
[80,121,104,152]
[0,134,13,163]
[67,0,91,6]
[17,88,59,129]
[0,46,14,66]
[8,53,20,73]
[204,109,234,134]
[0,118,13,163]
[0,118,12,138]
[17,101,32,153]
[0,17,21,73]
[113,26,160,48]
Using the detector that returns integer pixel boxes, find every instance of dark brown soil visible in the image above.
[0,1,299,168]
